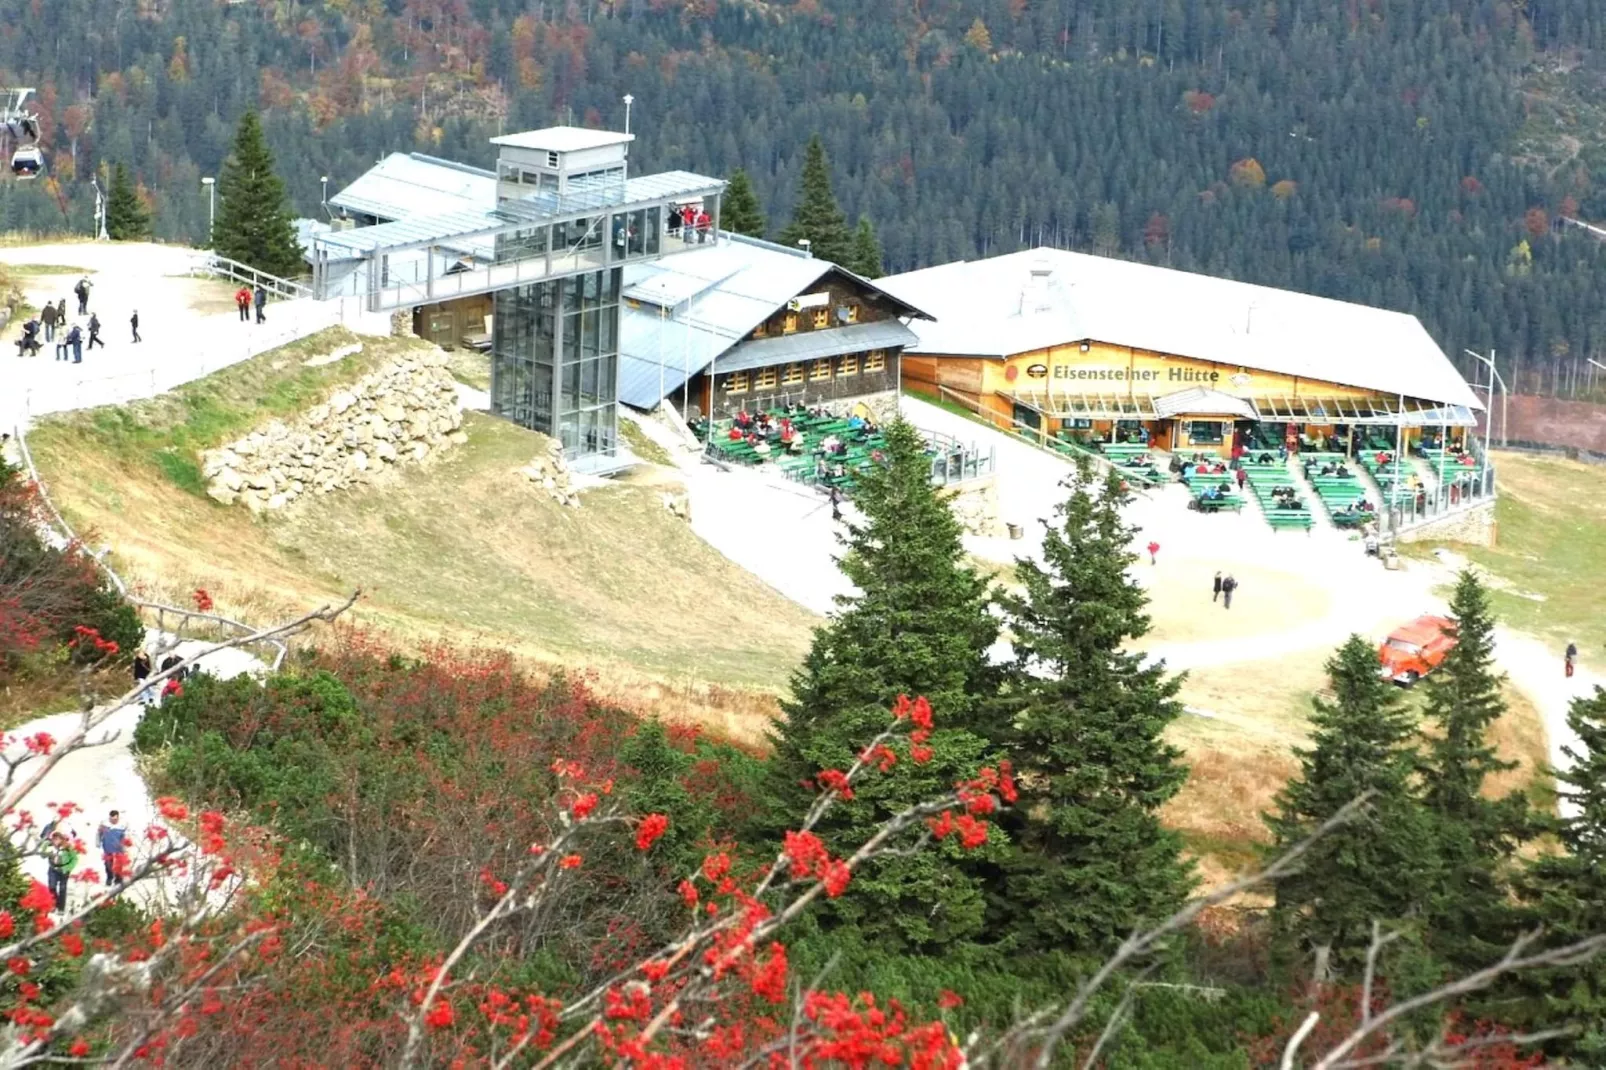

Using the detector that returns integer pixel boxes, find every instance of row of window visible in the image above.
[724,351,887,394]
[753,304,859,337]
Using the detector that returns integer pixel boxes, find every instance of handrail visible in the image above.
[11,423,288,670]
[192,253,311,301]
[933,386,1159,491]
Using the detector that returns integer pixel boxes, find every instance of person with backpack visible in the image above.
[15,319,41,357]
[74,276,91,315]
[86,313,104,350]
[98,811,129,886]
[66,323,83,363]
[46,830,78,913]
[130,310,141,343]
[1221,573,1239,610]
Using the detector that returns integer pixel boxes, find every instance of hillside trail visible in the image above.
[3,637,267,914]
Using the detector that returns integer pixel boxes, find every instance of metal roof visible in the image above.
[1152,386,1259,420]
[328,152,497,223]
[491,127,634,152]
[713,320,918,375]
[315,171,723,256]
[877,248,1482,411]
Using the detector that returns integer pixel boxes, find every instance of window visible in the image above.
[1186,420,1224,445]
[756,367,778,389]
[782,363,805,386]
[844,304,859,324]
[753,321,768,338]
[810,360,833,382]
[546,151,560,168]
[864,349,886,372]
[838,356,858,377]
[783,312,799,334]
[812,308,829,329]
[726,372,749,394]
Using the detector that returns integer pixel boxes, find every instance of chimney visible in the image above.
[1021,259,1055,315]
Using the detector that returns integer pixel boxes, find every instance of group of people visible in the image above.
[43,809,131,914]
[668,203,712,244]
[1310,460,1354,479]
[9,276,139,363]
[234,284,269,324]
[1210,571,1241,609]
[132,648,191,704]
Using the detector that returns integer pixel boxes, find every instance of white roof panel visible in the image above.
[491,127,634,152]
[878,248,1481,410]
[329,153,497,223]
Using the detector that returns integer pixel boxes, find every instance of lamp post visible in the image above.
[201,176,216,248]
[320,175,330,214]
[621,94,633,184]
[1462,348,1508,447]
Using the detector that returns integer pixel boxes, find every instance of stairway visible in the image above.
[1285,455,1334,531]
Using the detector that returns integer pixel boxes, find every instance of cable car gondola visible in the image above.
[10,146,42,179]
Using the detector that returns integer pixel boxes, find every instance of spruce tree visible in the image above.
[104,163,151,241]
[212,111,304,278]
[848,217,884,278]
[1264,635,1433,975]
[1417,570,1533,969]
[777,136,854,267]
[764,419,1001,952]
[991,461,1192,956]
[1518,688,1606,1060]
[722,168,766,238]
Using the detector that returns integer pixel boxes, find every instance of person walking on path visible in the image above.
[254,285,267,324]
[74,276,91,315]
[86,313,104,349]
[1146,540,1160,565]
[46,830,77,913]
[1221,573,1238,610]
[133,649,152,702]
[67,324,83,364]
[56,298,67,327]
[1234,467,1247,492]
[1212,571,1223,603]
[130,310,141,343]
[1566,642,1578,678]
[39,300,57,342]
[235,286,252,323]
[829,485,842,522]
[97,811,129,886]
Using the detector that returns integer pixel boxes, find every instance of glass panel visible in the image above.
[628,209,646,255]
[563,358,580,410]
[644,207,661,256]
[581,358,600,406]
[582,310,600,359]
[599,304,618,355]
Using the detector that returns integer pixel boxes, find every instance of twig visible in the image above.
[1280,1011,1321,1070]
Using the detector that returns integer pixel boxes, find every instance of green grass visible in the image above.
[8,264,89,276]
[1453,451,1606,645]
[29,328,416,497]
[619,416,674,466]
[444,348,491,391]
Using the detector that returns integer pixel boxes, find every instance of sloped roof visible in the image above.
[491,127,634,152]
[714,320,918,375]
[328,153,497,223]
[877,248,1481,410]
[1153,387,1259,420]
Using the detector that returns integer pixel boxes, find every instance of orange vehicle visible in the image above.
[1378,614,1456,686]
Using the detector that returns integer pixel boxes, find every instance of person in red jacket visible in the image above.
[234,286,252,323]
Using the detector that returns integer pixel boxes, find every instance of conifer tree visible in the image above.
[777,136,854,267]
[721,168,766,238]
[104,163,151,241]
[990,461,1192,955]
[212,111,304,278]
[1518,688,1606,1060]
[1264,635,1432,974]
[764,420,1000,951]
[1417,570,1532,969]
[848,217,884,278]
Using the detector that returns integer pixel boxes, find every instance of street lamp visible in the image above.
[320,175,330,210]
[200,176,216,248]
[1462,348,1509,448]
[621,95,633,184]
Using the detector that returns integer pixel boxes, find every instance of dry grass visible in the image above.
[27,365,815,744]
[1139,557,1334,646]
[444,348,491,391]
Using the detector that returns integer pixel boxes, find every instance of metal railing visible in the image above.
[934,386,1160,488]
[920,427,995,486]
[1382,438,1497,536]
[190,252,312,301]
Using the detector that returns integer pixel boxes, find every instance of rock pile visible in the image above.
[518,438,579,507]
[203,350,466,514]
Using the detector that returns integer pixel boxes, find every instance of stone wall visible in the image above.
[1395,500,1496,548]
[518,438,580,507]
[941,474,1005,538]
[203,349,465,514]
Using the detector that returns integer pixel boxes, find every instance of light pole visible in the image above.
[621,94,633,184]
[320,175,330,215]
[201,176,216,248]
[1462,348,1508,448]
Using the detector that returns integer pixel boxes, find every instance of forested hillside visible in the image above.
[4,0,1606,392]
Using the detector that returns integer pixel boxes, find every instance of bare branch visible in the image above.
[1280,1011,1321,1070]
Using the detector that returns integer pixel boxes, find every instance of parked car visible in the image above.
[1378,614,1457,686]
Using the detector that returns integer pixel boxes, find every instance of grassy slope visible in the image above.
[1454,451,1606,645]
[26,335,815,743]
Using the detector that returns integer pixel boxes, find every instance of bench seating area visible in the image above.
[1356,450,1422,510]
[1047,434,1164,486]
[695,409,889,492]
[1420,446,1484,491]
[1238,460,1314,532]
[1301,451,1378,525]
[1180,465,1245,514]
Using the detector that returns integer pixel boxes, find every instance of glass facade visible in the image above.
[491,266,622,460]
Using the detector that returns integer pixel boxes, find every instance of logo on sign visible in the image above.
[1230,373,1252,387]
[1027,363,1049,379]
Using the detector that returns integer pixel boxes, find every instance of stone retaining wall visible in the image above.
[941,474,1005,538]
[203,349,464,514]
[1395,500,1496,548]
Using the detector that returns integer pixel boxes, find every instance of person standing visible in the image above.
[829,485,842,522]
[74,276,91,315]
[130,310,141,343]
[1566,642,1578,679]
[1146,540,1160,565]
[254,285,268,324]
[1221,573,1238,610]
[1212,571,1223,603]
[235,286,252,322]
[46,831,77,913]
[67,324,83,364]
[97,812,129,886]
[39,300,57,343]
[86,313,104,349]
[56,298,67,330]
[1235,467,1247,493]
